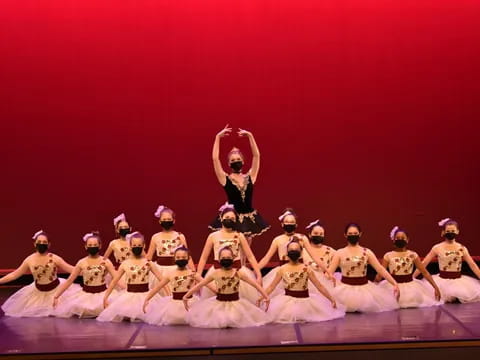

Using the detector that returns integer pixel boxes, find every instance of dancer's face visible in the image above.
[174,250,189,261]
[35,235,49,245]
[310,225,325,237]
[345,226,360,236]
[282,215,296,226]
[222,211,237,222]
[394,231,408,242]
[85,237,101,249]
[228,153,243,165]
[219,248,234,261]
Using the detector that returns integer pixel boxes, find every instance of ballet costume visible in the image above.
[268,264,345,323]
[97,259,156,322]
[302,244,338,293]
[262,234,305,298]
[110,240,131,269]
[148,232,182,292]
[200,233,259,303]
[332,247,399,312]
[1,253,80,317]
[378,250,441,308]
[209,174,270,238]
[429,244,480,303]
[54,259,118,318]
[187,269,268,328]
[145,270,198,326]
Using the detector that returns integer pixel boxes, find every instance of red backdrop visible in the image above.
[1,0,479,268]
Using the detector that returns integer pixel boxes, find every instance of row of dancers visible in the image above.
[1,206,480,328]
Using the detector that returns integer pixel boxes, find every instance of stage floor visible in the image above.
[1,288,480,359]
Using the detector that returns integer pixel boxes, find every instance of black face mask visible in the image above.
[160,221,174,230]
[222,219,236,229]
[119,228,131,238]
[230,161,243,173]
[347,235,360,244]
[444,232,456,240]
[86,247,100,256]
[287,250,301,262]
[175,259,188,268]
[310,236,324,244]
[36,243,48,254]
[283,224,297,234]
[220,258,234,269]
[131,247,143,257]
[394,239,407,248]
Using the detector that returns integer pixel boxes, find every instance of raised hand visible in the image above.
[238,128,252,137]
[217,124,232,138]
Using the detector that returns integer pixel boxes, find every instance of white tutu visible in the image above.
[200,266,259,303]
[97,290,157,322]
[1,279,80,318]
[148,263,176,295]
[187,297,268,328]
[54,287,119,318]
[268,292,346,323]
[333,280,399,313]
[307,270,339,294]
[145,295,199,326]
[262,267,286,298]
[430,274,480,303]
[378,279,441,308]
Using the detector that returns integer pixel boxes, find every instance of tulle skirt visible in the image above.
[200,266,259,304]
[307,270,339,294]
[262,267,285,298]
[187,297,268,328]
[148,263,175,296]
[378,279,441,308]
[1,279,80,318]
[268,293,346,323]
[430,274,480,303]
[209,212,270,238]
[97,290,157,322]
[145,296,199,326]
[333,280,399,313]
[54,287,119,318]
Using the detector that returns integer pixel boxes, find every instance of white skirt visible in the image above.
[148,263,176,296]
[200,266,259,304]
[333,280,399,313]
[262,267,286,298]
[187,297,268,328]
[1,279,80,318]
[307,270,339,294]
[54,287,119,318]
[96,290,157,322]
[378,279,441,308]
[430,274,480,303]
[145,295,199,326]
[268,292,346,323]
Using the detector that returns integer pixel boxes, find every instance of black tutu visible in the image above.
[209,210,270,238]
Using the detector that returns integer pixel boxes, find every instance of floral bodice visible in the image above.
[215,271,240,294]
[155,233,182,257]
[170,272,195,293]
[213,235,241,261]
[111,240,131,264]
[31,253,57,284]
[125,261,152,284]
[282,265,309,291]
[82,261,108,286]
[438,245,465,272]
[386,250,417,275]
[340,247,368,277]
[303,246,335,271]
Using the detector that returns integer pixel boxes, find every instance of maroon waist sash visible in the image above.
[392,274,413,283]
[285,289,309,298]
[127,283,149,293]
[83,284,107,293]
[213,260,242,269]
[439,271,461,279]
[35,278,60,292]
[157,256,175,266]
[216,292,240,301]
[172,291,193,300]
[341,276,368,286]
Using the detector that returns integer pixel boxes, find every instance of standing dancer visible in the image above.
[103,213,132,269]
[413,218,480,303]
[1,230,78,317]
[265,241,345,323]
[97,232,162,322]
[375,226,441,308]
[146,205,195,292]
[328,223,400,312]
[53,232,120,318]
[209,125,270,257]
[183,247,269,328]
[198,204,263,303]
